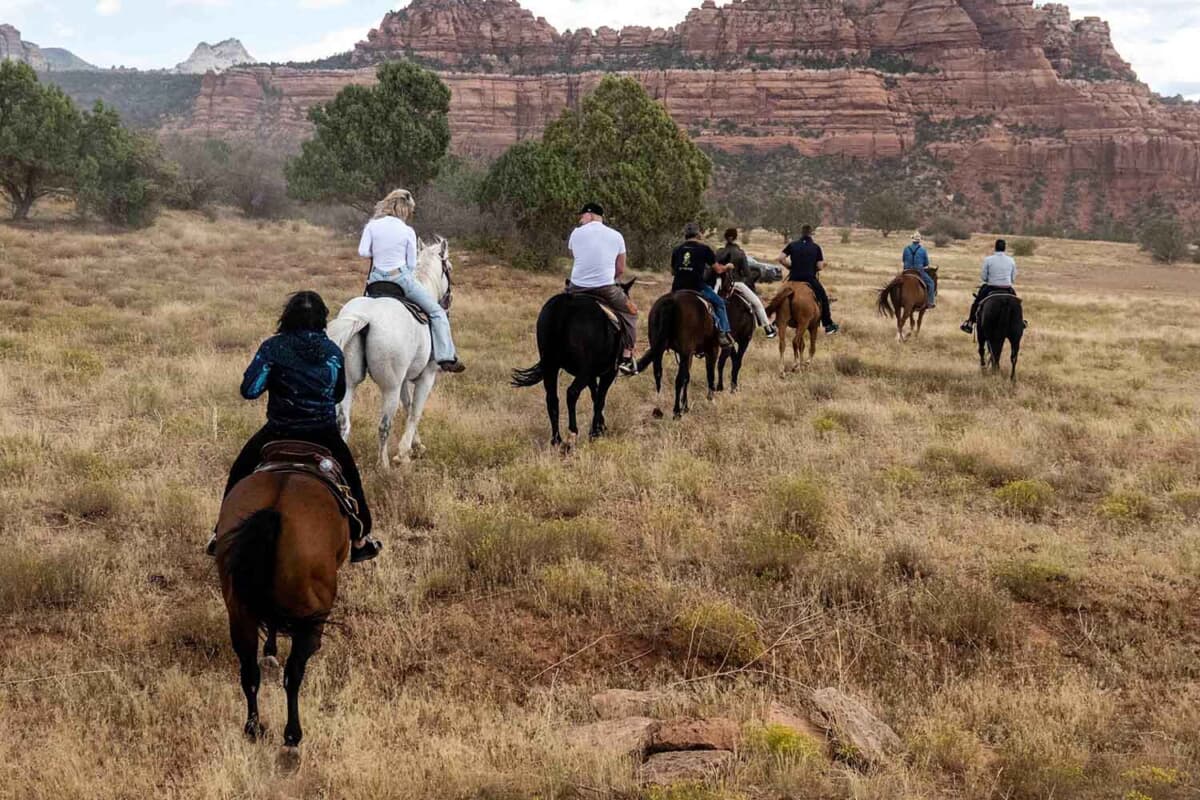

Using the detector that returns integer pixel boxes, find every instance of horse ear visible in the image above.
[438,236,449,257]
[417,236,427,250]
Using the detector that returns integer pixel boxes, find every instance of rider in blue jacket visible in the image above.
[207,291,379,563]
[903,232,935,308]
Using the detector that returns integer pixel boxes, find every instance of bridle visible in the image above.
[437,246,453,311]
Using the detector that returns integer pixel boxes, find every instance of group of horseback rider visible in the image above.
[210,191,1020,563]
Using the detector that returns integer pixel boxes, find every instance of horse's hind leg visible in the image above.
[261,627,280,673]
[230,611,263,741]
[544,369,562,446]
[731,344,746,392]
[281,625,323,762]
[915,308,926,338]
[377,385,402,469]
[1010,337,1021,383]
[651,357,665,420]
[590,372,616,438]
[716,349,728,392]
[705,352,717,402]
[396,370,436,463]
[565,374,589,448]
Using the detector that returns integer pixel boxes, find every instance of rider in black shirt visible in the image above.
[671,223,735,348]
[779,225,840,334]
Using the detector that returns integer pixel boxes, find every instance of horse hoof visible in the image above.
[278,746,301,771]
[651,408,664,420]
[244,719,265,742]
[411,443,427,458]
[260,655,281,675]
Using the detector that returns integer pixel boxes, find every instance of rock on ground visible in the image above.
[570,717,659,759]
[650,718,740,753]
[640,750,734,786]
[810,688,903,768]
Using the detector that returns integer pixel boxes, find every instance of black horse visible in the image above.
[513,280,635,447]
[716,280,757,393]
[976,292,1024,381]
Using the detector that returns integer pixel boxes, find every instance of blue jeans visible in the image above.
[369,268,457,363]
[699,285,731,333]
[918,270,937,306]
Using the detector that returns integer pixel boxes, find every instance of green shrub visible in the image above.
[995,558,1078,607]
[1099,490,1156,525]
[670,598,764,664]
[1138,218,1188,263]
[746,723,824,762]
[995,479,1055,520]
[769,477,830,539]
[449,509,611,587]
[738,529,811,579]
[932,233,951,248]
[838,228,851,244]
[927,215,972,241]
[1011,237,1037,257]
[536,559,609,613]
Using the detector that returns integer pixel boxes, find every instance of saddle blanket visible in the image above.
[254,440,361,526]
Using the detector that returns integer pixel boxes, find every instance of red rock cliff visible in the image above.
[170,0,1199,229]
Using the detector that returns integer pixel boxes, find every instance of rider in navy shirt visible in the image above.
[779,225,839,334]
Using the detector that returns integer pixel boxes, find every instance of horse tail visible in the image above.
[876,278,901,318]
[637,296,676,374]
[220,509,283,631]
[765,287,792,320]
[511,362,544,388]
[327,315,370,370]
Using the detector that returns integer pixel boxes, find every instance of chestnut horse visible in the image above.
[765,283,821,372]
[877,267,939,341]
[215,471,349,763]
[638,291,721,419]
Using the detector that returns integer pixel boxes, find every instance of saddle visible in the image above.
[254,440,361,526]
[364,282,431,326]
[564,289,622,332]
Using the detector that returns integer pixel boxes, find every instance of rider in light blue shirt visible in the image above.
[903,232,935,308]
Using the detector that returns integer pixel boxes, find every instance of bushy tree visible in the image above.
[75,102,171,228]
[761,194,822,241]
[0,61,81,220]
[860,191,915,237]
[286,61,451,213]
[479,141,583,270]
[541,76,711,266]
[162,137,234,210]
[1138,218,1188,263]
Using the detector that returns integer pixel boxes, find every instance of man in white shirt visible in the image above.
[962,239,1018,334]
[567,202,639,376]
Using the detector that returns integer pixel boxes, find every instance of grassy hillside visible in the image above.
[0,210,1197,798]
[39,70,203,129]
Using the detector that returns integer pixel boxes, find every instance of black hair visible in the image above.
[277,291,329,334]
[684,221,702,239]
[724,227,739,243]
[995,239,1007,252]
[801,224,814,238]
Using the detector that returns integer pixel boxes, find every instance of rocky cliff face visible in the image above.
[169,0,1200,230]
[0,24,48,72]
[175,39,255,75]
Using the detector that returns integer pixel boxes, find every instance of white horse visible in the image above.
[327,237,453,468]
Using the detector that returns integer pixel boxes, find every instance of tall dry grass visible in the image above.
[0,207,1197,798]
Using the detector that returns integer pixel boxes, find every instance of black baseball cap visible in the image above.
[579,202,605,217]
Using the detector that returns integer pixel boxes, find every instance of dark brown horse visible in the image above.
[638,291,721,419]
[716,278,757,393]
[765,282,821,372]
[976,291,1024,382]
[215,470,349,763]
[877,267,939,342]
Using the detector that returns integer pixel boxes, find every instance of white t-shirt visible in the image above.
[568,221,626,288]
[359,216,418,273]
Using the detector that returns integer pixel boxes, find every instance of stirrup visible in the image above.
[351,537,383,564]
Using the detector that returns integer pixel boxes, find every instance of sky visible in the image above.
[1,1,1195,98]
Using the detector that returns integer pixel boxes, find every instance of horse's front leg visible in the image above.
[675,356,691,419]
[915,308,926,338]
[590,372,616,438]
[705,352,717,402]
[395,370,437,463]
[716,349,728,392]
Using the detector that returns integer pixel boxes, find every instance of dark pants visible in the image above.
[225,424,372,538]
[968,285,1012,324]
[789,278,833,327]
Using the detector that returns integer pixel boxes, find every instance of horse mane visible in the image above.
[414,236,448,297]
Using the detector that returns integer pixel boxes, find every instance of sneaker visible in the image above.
[764,324,778,339]
[824,323,841,336]
[351,537,383,564]
[205,532,218,557]
[438,360,466,374]
[618,357,638,377]
[960,322,974,334]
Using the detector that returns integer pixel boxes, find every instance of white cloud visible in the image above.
[95,0,121,16]
[167,0,232,6]
[259,24,372,63]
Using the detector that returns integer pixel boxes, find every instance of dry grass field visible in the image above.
[1,208,1198,800]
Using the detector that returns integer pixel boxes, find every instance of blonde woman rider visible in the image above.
[358,189,465,373]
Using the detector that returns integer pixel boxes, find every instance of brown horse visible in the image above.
[716,278,757,393]
[877,267,938,342]
[637,291,722,419]
[215,469,349,763]
[765,282,821,372]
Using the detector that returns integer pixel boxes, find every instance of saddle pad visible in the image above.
[364,282,431,325]
[977,289,1019,314]
[254,440,361,524]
